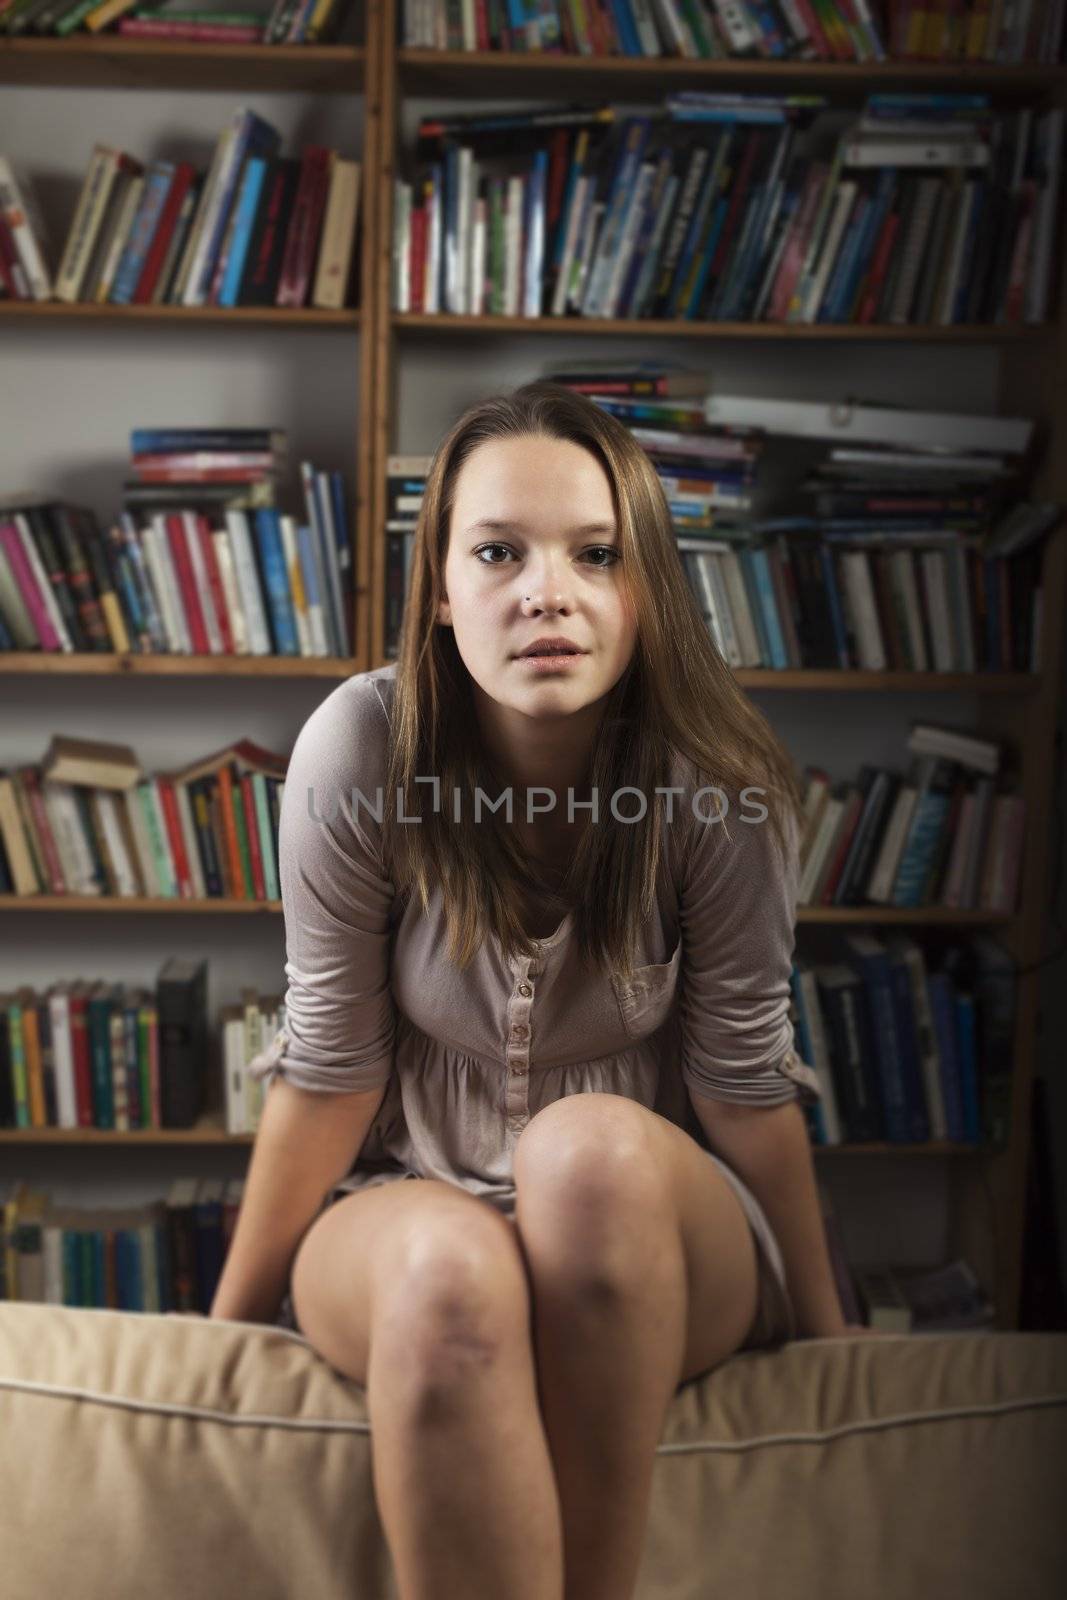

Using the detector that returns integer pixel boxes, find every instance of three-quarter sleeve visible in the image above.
[678,785,821,1109]
[247,679,396,1095]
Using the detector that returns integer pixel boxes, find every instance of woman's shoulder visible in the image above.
[287,663,397,793]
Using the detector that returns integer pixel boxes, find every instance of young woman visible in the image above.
[210,381,860,1600]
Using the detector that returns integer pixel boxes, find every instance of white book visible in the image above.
[303,463,346,655]
[393,178,412,312]
[678,550,725,658]
[935,176,976,325]
[719,550,762,666]
[802,177,857,323]
[55,145,121,303]
[211,527,248,655]
[460,0,476,49]
[278,514,312,657]
[47,987,78,1129]
[711,0,760,51]
[629,0,662,53]
[867,785,918,903]
[295,523,331,657]
[50,783,98,894]
[523,161,544,318]
[426,178,441,313]
[225,510,272,655]
[470,193,487,318]
[14,514,72,650]
[908,724,999,773]
[96,790,140,896]
[181,511,224,653]
[148,515,192,653]
[123,785,160,897]
[705,554,743,667]
[179,118,240,307]
[840,550,887,670]
[552,171,589,317]
[603,160,655,319]
[798,796,844,904]
[0,157,53,300]
[224,1011,247,1135]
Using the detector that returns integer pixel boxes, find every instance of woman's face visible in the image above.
[438,433,639,723]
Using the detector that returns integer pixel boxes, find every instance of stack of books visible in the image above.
[798,722,1025,915]
[392,92,1063,326]
[0,955,210,1132]
[0,0,354,45]
[0,732,288,905]
[0,108,362,311]
[793,929,1017,1150]
[1,1175,247,1316]
[851,1259,996,1333]
[401,0,1066,64]
[0,441,354,657]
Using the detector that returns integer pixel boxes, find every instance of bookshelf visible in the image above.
[2,4,1067,1329]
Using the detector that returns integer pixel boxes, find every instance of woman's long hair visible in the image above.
[381,381,805,985]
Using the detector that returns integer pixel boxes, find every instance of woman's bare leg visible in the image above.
[290,1179,564,1600]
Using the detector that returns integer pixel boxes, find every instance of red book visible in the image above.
[473,0,490,49]
[276,146,332,308]
[409,202,427,313]
[239,773,266,899]
[133,161,195,304]
[163,513,210,654]
[156,777,194,899]
[21,770,66,893]
[792,0,833,59]
[858,206,901,323]
[194,513,234,654]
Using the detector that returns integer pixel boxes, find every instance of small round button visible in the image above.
[517,982,532,997]
[511,1024,529,1040]
[511,1064,527,1076]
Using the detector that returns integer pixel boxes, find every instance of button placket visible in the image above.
[505,956,535,1130]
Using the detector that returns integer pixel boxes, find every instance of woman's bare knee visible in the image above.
[290,1180,531,1395]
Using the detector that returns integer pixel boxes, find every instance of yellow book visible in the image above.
[84,0,139,33]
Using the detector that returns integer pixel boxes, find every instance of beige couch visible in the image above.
[0,1302,1064,1599]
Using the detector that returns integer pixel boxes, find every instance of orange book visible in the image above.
[216,764,246,900]
[19,988,47,1128]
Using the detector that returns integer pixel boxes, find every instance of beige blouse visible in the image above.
[250,663,823,1350]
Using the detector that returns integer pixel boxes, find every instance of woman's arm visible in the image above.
[690,1094,848,1338]
[209,1076,387,1324]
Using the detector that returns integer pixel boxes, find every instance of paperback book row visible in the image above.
[0,732,288,905]
[402,0,1066,65]
[0,108,362,311]
[1,441,355,659]
[392,93,1063,325]
[795,928,1016,1149]
[0,0,354,40]
[0,1175,243,1315]
[0,956,213,1132]
[798,722,1024,916]
[0,968,281,1142]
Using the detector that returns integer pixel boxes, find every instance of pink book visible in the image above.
[0,518,61,649]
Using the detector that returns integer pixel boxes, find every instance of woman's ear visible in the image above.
[437,595,452,626]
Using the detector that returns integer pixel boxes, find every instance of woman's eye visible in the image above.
[472,545,620,567]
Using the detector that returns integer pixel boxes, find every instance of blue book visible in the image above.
[818,543,851,668]
[328,470,352,589]
[252,509,299,655]
[749,546,789,668]
[788,965,828,1146]
[738,548,772,665]
[684,190,730,318]
[109,160,176,305]
[219,155,268,307]
[586,118,652,315]
[92,1232,105,1307]
[885,945,932,1142]
[891,757,958,907]
[523,147,549,317]
[927,970,965,1142]
[843,933,911,1144]
[609,0,642,55]
[189,108,281,306]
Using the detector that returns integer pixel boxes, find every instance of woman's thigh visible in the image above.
[289,1177,532,1386]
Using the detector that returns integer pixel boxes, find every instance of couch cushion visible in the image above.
[0,1304,1064,1600]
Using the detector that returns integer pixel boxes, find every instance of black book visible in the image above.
[237,156,301,307]
[157,956,208,1128]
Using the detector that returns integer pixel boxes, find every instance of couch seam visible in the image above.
[0,1376,1062,1448]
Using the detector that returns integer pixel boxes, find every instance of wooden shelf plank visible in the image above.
[0,653,356,677]
[397,49,1067,103]
[393,311,1045,341]
[0,1119,252,1145]
[0,302,361,329]
[0,896,281,913]
[0,38,365,92]
[0,895,1014,924]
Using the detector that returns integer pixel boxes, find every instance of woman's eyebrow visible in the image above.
[464,518,618,536]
